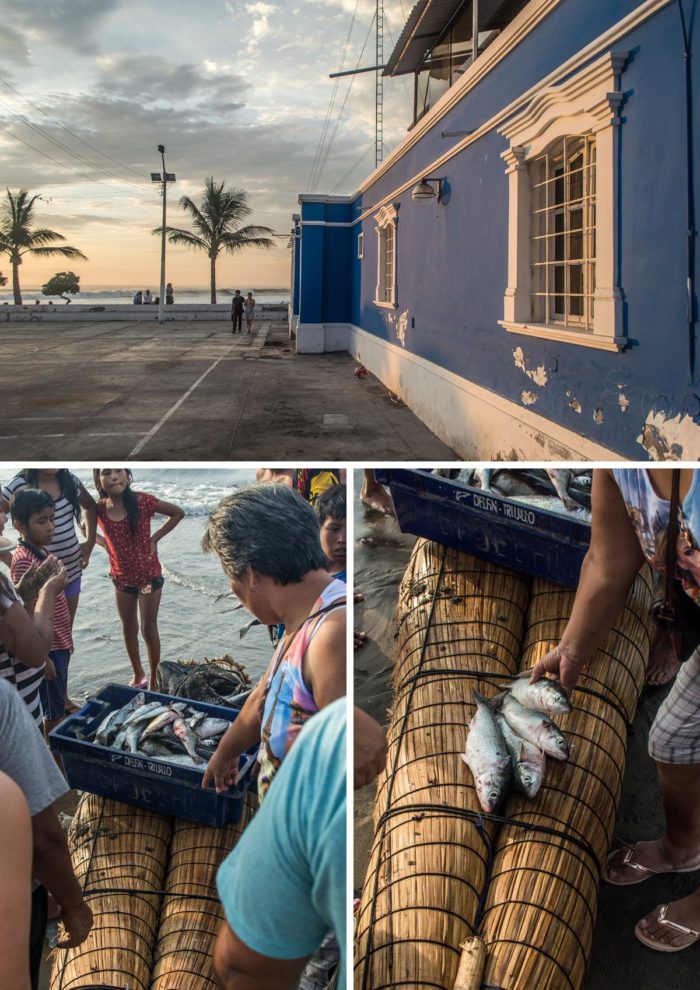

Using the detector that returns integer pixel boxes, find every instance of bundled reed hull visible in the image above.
[480,571,653,990]
[150,791,258,990]
[355,541,531,990]
[50,794,172,990]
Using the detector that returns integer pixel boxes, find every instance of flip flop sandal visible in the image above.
[603,841,700,886]
[128,677,148,690]
[635,904,700,952]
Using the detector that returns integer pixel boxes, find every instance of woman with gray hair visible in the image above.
[201,484,346,800]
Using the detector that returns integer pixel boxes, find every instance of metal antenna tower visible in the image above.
[375,0,384,168]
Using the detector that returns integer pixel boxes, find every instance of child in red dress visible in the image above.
[93,469,184,690]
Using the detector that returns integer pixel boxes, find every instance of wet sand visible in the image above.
[354,480,700,989]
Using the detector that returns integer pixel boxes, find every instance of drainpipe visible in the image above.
[677,0,697,382]
[472,0,479,65]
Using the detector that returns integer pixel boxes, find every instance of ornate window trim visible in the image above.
[498,51,627,351]
[374,203,399,309]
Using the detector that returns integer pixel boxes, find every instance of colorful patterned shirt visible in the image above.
[611,469,700,604]
[258,578,346,798]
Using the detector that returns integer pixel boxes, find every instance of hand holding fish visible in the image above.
[528,643,586,697]
[55,901,94,948]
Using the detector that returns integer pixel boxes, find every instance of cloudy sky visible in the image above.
[0,0,413,291]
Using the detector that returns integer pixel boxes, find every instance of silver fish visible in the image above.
[499,693,569,761]
[173,717,205,764]
[94,692,146,745]
[122,701,162,727]
[124,721,145,753]
[140,708,179,740]
[494,711,546,798]
[192,717,230,740]
[507,676,572,716]
[461,691,511,813]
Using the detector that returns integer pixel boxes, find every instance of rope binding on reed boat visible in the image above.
[360,548,448,990]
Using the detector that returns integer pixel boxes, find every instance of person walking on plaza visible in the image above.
[244,292,256,333]
[231,290,244,334]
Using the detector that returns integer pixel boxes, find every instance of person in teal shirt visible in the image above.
[214,697,346,989]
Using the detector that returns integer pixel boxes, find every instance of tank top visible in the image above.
[258,578,346,798]
[611,468,700,604]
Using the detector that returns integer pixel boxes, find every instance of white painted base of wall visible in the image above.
[0,304,289,323]
[296,322,350,353]
[346,323,625,460]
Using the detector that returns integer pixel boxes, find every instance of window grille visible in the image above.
[381,224,395,302]
[529,136,596,330]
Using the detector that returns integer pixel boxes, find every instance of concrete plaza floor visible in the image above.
[1,319,454,460]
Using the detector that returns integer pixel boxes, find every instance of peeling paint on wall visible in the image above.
[593,408,604,425]
[521,390,537,406]
[513,346,548,386]
[618,393,630,412]
[637,410,700,460]
[396,310,409,347]
[569,398,582,414]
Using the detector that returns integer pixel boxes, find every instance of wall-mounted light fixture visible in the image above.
[411,177,445,206]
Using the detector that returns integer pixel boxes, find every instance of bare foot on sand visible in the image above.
[361,471,395,516]
[354,631,368,650]
[636,889,700,951]
[646,626,682,687]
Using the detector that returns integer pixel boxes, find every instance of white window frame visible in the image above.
[358,231,364,259]
[374,203,399,308]
[498,51,627,351]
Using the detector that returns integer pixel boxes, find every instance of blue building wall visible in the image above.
[297,0,699,458]
[298,199,353,325]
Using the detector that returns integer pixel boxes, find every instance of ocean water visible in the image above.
[0,288,289,306]
[1,468,274,701]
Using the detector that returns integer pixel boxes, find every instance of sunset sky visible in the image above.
[0,0,412,292]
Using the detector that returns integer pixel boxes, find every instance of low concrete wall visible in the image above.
[0,303,289,323]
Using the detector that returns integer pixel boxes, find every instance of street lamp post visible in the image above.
[151,144,176,325]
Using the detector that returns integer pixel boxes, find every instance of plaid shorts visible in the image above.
[648,646,700,764]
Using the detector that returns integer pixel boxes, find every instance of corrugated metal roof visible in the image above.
[384,0,530,77]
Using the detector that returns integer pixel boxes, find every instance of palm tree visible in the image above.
[0,189,88,304]
[154,177,275,303]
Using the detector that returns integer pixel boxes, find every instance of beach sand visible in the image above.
[353,475,700,989]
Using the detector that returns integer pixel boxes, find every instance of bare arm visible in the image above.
[214,920,309,990]
[78,483,97,566]
[31,806,93,948]
[304,609,346,708]
[202,679,265,792]
[0,772,32,990]
[530,469,645,693]
[150,498,185,554]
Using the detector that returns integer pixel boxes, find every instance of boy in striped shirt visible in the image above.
[10,489,73,740]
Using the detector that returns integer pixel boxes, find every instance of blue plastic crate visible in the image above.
[50,684,257,826]
[375,469,591,589]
